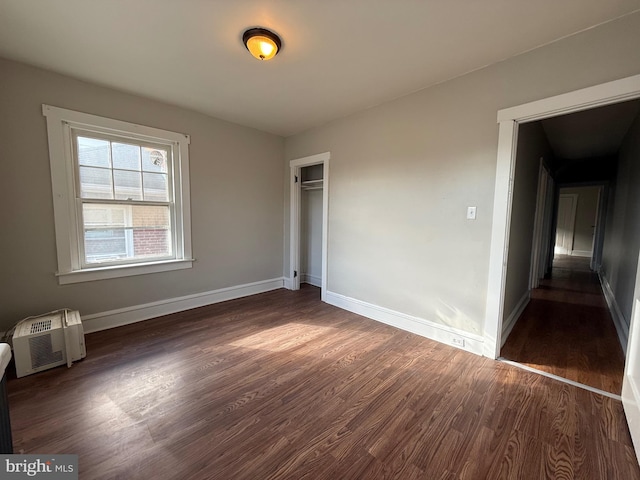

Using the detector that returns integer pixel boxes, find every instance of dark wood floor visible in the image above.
[501,255,626,395]
[7,285,639,479]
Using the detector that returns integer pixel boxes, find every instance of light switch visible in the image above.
[467,206,477,220]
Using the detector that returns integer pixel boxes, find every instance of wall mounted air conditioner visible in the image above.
[12,309,86,378]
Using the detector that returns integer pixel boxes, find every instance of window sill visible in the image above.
[56,259,194,285]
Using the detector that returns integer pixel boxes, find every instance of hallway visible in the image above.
[500,255,625,395]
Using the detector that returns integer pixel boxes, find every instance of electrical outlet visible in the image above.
[452,337,465,348]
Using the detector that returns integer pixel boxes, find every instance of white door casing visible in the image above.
[289,152,330,301]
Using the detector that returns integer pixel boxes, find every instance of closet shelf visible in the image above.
[301,179,323,190]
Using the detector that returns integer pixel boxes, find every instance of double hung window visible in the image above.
[43,105,193,284]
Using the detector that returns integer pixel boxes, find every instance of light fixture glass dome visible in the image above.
[243,28,281,61]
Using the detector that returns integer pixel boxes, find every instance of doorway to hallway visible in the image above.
[501,254,625,395]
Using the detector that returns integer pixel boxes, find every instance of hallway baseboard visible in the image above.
[501,291,530,347]
[599,272,629,355]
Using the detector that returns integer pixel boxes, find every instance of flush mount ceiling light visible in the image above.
[243,27,282,61]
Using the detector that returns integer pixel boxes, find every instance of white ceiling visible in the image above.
[1,1,639,136]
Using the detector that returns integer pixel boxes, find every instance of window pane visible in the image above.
[131,205,172,259]
[112,143,141,170]
[82,203,172,264]
[113,170,143,200]
[79,166,113,199]
[83,204,125,226]
[77,137,110,168]
[142,147,168,173]
[84,228,127,264]
[83,204,128,263]
[143,172,169,201]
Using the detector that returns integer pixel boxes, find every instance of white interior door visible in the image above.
[554,193,578,255]
[529,161,551,289]
[622,252,640,459]
[540,174,555,277]
[591,186,606,271]
[290,165,302,291]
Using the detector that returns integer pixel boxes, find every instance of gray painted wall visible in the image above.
[0,58,284,331]
[284,12,640,337]
[601,110,640,328]
[503,123,553,323]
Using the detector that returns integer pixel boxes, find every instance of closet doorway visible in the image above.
[289,152,330,300]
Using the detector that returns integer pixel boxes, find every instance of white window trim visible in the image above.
[43,104,194,284]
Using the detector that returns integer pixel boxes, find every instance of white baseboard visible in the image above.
[500,291,530,347]
[283,277,293,290]
[325,291,484,355]
[82,277,285,334]
[599,272,629,355]
[302,273,321,288]
[571,250,592,258]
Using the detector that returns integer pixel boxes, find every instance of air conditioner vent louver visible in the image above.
[29,335,63,369]
[12,310,86,377]
[29,319,53,335]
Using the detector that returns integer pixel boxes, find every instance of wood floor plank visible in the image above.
[6,284,639,479]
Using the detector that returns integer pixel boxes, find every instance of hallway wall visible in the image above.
[601,109,640,349]
[503,123,553,334]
